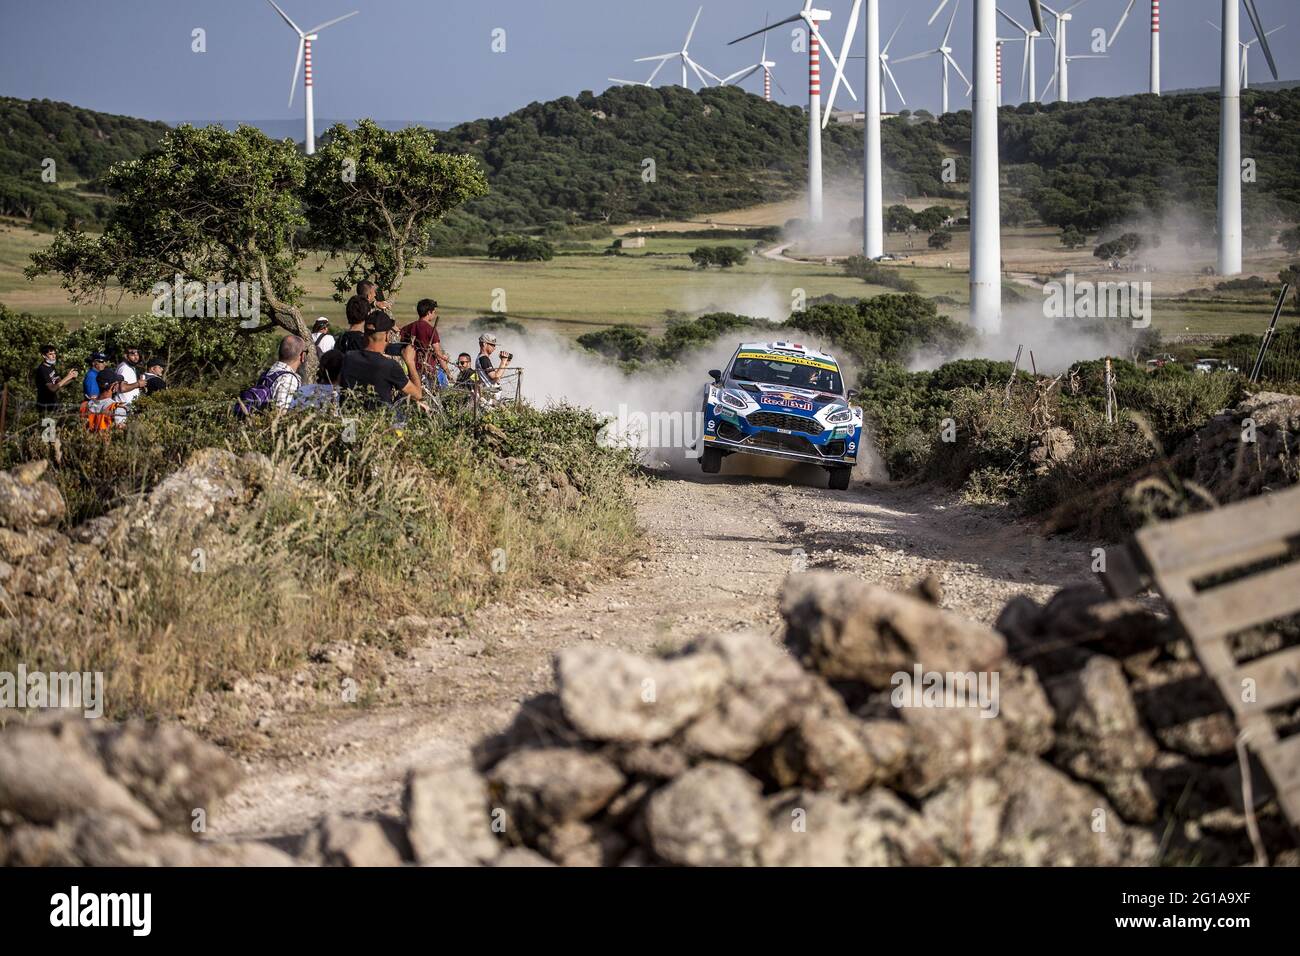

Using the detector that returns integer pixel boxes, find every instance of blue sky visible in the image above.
[0,0,1295,124]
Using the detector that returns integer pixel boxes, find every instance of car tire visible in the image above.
[827,467,851,491]
[700,447,723,474]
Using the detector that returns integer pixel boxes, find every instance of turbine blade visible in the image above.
[1029,0,1045,34]
[1020,39,1031,99]
[635,54,676,62]
[883,63,906,105]
[1207,20,1220,33]
[1243,0,1280,81]
[686,56,712,88]
[942,0,961,47]
[684,5,703,50]
[731,13,801,45]
[892,50,937,64]
[724,64,763,85]
[266,0,303,35]
[1041,64,1057,100]
[647,59,668,84]
[288,37,303,108]
[945,52,971,92]
[883,12,907,54]
[823,0,864,115]
[1108,0,1137,47]
[928,0,953,28]
[1063,0,1090,14]
[305,11,360,35]
[999,9,1030,36]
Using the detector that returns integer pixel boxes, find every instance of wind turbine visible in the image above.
[1039,1,1106,103]
[1208,20,1285,89]
[998,7,1043,104]
[730,2,855,225]
[266,0,358,156]
[924,0,1046,333]
[1218,0,1280,276]
[895,0,972,116]
[722,15,786,100]
[1109,1,1161,96]
[634,6,723,90]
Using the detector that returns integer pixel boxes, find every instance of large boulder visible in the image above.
[487,748,625,839]
[761,788,944,867]
[404,766,500,866]
[781,573,1006,687]
[0,460,65,530]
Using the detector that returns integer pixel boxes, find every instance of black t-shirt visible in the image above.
[144,373,167,392]
[338,329,368,354]
[477,354,497,384]
[340,350,409,406]
[33,363,60,407]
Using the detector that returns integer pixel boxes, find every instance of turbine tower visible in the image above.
[895,0,971,116]
[731,3,854,225]
[722,15,785,101]
[266,1,358,156]
[1219,0,1280,276]
[1110,1,1162,95]
[634,6,723,90]
[999,7,1042,104]
[1040,1,1097,104]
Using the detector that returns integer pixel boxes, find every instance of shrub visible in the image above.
[488,235,555,261]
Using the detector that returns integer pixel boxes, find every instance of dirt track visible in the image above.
[216,469,1092,842]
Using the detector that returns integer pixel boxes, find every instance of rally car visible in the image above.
[698,342,863,490]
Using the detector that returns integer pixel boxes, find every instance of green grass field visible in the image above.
[1,218,1293,340]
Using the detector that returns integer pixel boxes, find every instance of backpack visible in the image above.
[233,370,294,419]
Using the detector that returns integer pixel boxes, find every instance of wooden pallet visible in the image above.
[1103,483,1300,828]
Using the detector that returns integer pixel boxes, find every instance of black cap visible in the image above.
[90,351,108,362]
[97,370,122,390]
[145,357,164,370]
[364,311,395,334]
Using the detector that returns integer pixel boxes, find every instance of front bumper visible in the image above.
[703,409,860,466]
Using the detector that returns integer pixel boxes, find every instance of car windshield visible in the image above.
[730,354,843,396]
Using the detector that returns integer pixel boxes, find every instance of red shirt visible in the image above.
[400,318,441,377]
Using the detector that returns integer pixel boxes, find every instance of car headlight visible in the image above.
[718,389,750,412]
[824,406,854,426]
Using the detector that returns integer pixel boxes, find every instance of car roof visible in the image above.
[734,342,839,365]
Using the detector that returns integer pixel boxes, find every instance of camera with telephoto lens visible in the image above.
[499,350,513,362]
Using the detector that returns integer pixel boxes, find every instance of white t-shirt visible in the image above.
[314,332,336,353]
[116,362,141,404]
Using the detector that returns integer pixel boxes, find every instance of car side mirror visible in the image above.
[709,369,722,383]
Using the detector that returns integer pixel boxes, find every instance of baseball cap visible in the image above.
[313,316,330,329]
[96,370,122,391]
[478,333,498,346]
[365,311,396,334]
[90,351,108,362]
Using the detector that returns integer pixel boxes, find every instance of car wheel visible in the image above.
[827,467,851,491]
[700,447,723,474]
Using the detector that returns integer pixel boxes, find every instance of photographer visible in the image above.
[32,344,79,412]
[475,333,512,386]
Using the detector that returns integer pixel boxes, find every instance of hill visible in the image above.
[0,97,170,230]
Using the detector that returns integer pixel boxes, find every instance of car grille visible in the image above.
[747,412,822,435]
[717,422,744,442]
[746,432,816,455]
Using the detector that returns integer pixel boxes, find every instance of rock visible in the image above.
[762,789,944,867]
[556,645,727,743]
[299,814,406,867]
[646,763,768,866]
[0,460,65,530]
[997,661,1056,756]
[487,748,624,838]
[1131,660,1239,758]
[613,743,690,780]
[493,847,556,867]
[1046,655,1158,771]
[922,753,1156,866]
[95,720,241,829]
[404,766,499,866]
[473,693,584,769]
[678,631,818,761]
[897,705,1008,797]
[0,723,159,830]
[770,714,906,794]
[781,573,1006,688]
[538,821,627,867]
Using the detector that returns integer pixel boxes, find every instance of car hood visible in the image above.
[728,381,846,413]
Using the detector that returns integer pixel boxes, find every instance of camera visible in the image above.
[499,350,513,362]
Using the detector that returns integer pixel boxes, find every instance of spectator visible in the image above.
[317,347,344,386]
[454,352,475,386]
[143,357,168,393]
[311,317,336,354]
[82,352,109,400]
[82,371,129,431]
[264,335,307,409]
[340,281,390,354]
[114,347,147,406]
[33,344,79,412]
[340,312,422,407]
[400,299,451,386]
[475,333,511,385]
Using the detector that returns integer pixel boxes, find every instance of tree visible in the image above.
[1060,226,1088,250]
[488,235,554,261]
[305,120,488,298]
[913,206,953,232]
[928,229,953,250]
[886,205,915,233]
[1281,226,1300,255]
[689,246,746,269]
[27,125,312,345]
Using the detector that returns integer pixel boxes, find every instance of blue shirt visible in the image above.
[83,368,100,399]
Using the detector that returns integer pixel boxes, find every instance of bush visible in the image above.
[688,246,747,269]
[840,256,921,293]
[488,235,555,261]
